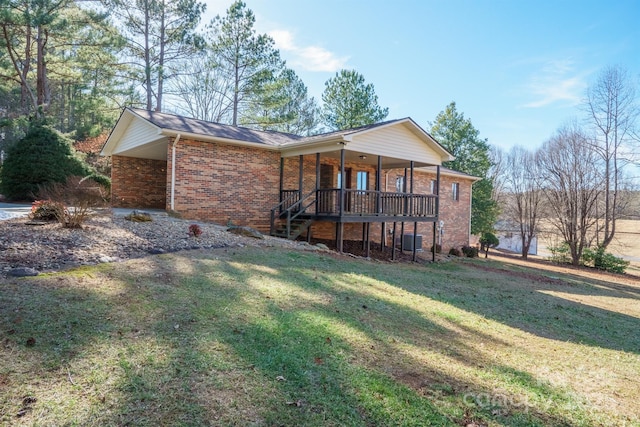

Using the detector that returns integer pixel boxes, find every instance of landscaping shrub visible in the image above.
[448,247,461,257]
[188,224,202,237]
[582,245,630,274]
[461,245,479,258]
[0,124,108,200]
[548,242,571,264]
[38,176,109,228]
[30,200,65,221]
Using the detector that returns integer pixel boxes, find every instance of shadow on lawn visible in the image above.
[1,248,632,426]
[408,259,640,354]
[208,250,596,426]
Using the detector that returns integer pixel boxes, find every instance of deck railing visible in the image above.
[288,189,437,218]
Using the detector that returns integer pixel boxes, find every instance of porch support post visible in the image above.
[432,221,437,262]
[413,222,418,262]
[298,155,304,197]
[339,149,345,216]
[376,155,382,213]
[362,223,367,250]
[433,165,440,262]
[379,156,386,250]
[338,148,345,253]
[436,165,441,217]
[401,167,407,251]
[409,161,414,215]
[279,157,284,203]
[315,153,320,191]
[365,223,371,258]
[392,222,397,260]
[410,161,417,261]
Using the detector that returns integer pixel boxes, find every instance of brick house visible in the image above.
[101,108,478,259]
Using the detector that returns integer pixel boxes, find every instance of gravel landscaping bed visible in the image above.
[0,209,316,277]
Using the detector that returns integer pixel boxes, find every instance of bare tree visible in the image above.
[167,53,234,123]
[488,146,506,206]
[585,65,638,248]
[503,146,542,259]
[537,123,602,265]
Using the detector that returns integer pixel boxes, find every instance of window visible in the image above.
[395,176,405,193]
[356,171,369,191]
[430,179,438,195]
[452,182,460,201]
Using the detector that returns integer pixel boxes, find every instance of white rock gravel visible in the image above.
[0,209,319,276]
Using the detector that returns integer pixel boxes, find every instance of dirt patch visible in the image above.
[309,238,445,264]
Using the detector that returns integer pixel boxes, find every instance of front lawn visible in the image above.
[1,248,638,426]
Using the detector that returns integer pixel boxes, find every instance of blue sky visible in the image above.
[202,0,640,153]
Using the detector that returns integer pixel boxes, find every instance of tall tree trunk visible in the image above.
[156,1,165,112]
[35,25,50,115]
[233,55,239,126]
[144,0,152,110]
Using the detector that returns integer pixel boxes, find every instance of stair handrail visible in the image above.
[270,189,316,236]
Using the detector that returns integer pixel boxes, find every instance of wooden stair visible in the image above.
[272,218,313,240]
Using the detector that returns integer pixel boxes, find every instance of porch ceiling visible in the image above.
[317,149,434,169]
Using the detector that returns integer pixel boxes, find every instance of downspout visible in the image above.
[170,134,181,211]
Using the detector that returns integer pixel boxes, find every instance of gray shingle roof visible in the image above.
[131,108,304,146]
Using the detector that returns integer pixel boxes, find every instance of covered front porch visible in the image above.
[271,146,445,261]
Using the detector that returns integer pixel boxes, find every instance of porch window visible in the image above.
[452,182,460,201]
[430,179,438,194]
[357,171,369,191]
[395,176,405,193]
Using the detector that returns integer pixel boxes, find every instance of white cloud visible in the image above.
[269,29,349,72]
[522,59,587,108]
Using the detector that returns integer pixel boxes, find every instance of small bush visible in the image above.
[582,245,629,274]
[461,246,479,258]
[38,176,109,228]
[31,200,65,221]
[430,244,442,254]
[448,247,461,257]
[188,224,202,237]
[548,242,571,264]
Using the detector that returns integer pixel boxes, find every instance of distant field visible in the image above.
[537,219,640,272]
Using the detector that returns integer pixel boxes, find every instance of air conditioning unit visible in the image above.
[401,234,422,251]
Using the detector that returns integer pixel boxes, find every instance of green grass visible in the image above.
[1,247,639,426]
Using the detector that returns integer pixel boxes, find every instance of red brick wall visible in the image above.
[167,139,280,231]
[111,155,167,209]
[381,169,473,251]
